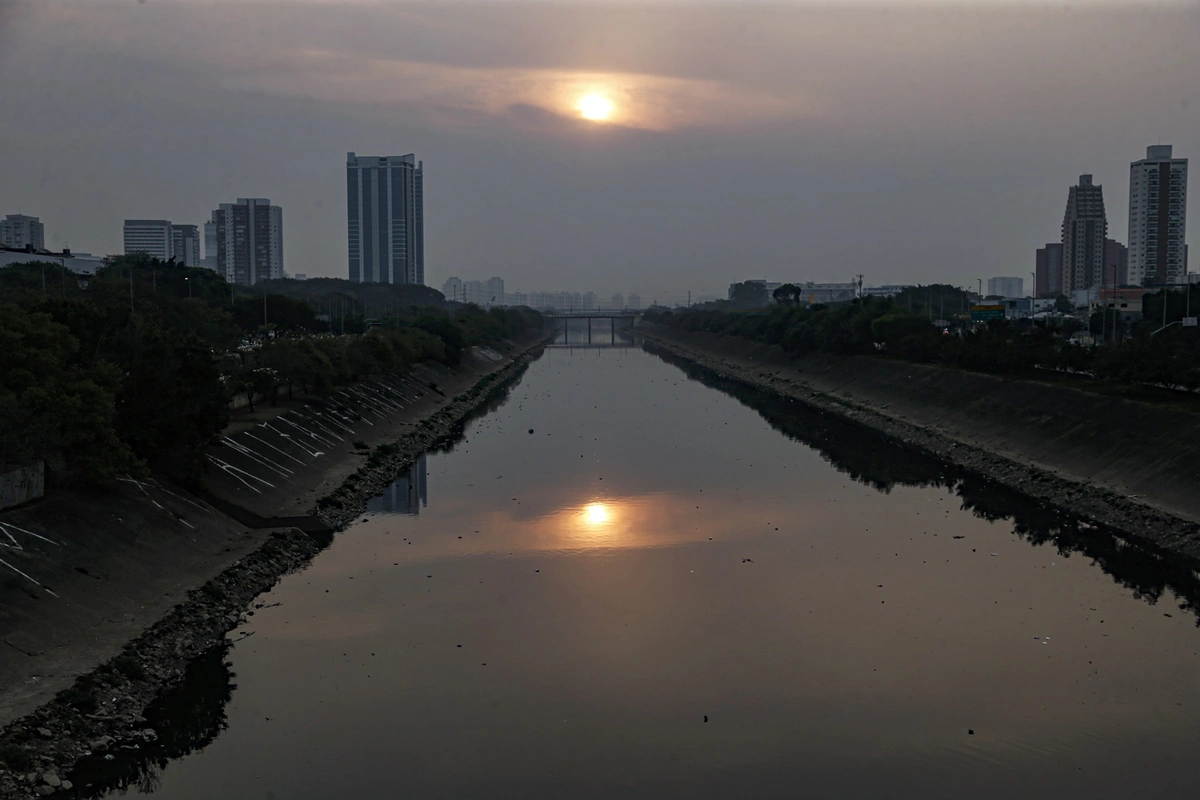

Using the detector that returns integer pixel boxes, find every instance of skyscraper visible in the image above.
[1128,145,1188,286]
[212,198,283,285]
[0,214,45,250]
[1035,243,1063,296]
[123,219,173,260]
[1104,238,1128,286]
[346,152,424,285]
[203,220,218,271]
[171,224,201,267]
[1061,174,1108,294]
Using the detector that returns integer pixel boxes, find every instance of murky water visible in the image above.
[79,338,1200,798]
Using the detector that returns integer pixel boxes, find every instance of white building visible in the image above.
[987,276,1024,298]
[0,249,103,274]
[1128,144,1188,286]
[123,219,173,260]
[346,152,424,285]
[486,277,504,305]
[211,198,283,285]
[442,276,463,302]
[863,285,912,298]
[0,215,45,250]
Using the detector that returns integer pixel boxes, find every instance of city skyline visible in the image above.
[3,2,1195,300]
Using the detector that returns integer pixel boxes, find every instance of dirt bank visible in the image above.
[638,326,1200,560]
[0,334,549,795]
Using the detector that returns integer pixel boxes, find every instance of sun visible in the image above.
[582,502,611,525]
[577,94,614,122]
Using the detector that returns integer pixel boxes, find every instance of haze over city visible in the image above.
[2,0,1197,302]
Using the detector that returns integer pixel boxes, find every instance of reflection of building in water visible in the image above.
[367,454,427,515]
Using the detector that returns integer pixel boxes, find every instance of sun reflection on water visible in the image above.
[582,502,611,526]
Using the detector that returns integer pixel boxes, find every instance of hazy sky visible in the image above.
[2,0,1198,302]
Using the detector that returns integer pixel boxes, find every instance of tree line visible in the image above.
[0,255,541,486]
[646,292,1200,393]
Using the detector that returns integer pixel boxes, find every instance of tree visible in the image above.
[0,304,141,483]
[1053,294,1073,313]
[773,283,801,304]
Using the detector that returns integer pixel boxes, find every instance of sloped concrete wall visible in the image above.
[640,326,1200,525]
[0,462,44,512]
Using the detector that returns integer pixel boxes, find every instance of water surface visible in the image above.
[80,341,1200,798]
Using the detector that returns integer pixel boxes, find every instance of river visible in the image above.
[75,334,1200,798]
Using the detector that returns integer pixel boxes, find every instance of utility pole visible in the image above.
[687,290,691,308]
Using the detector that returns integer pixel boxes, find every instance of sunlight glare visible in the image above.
[578,94,614,122]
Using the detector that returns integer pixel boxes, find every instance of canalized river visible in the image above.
[78,331,1200,798]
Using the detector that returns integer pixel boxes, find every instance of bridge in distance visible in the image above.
[541,310,641,345]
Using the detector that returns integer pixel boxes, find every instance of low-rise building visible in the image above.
[1091,287,1152,322]
[0,247,104,274]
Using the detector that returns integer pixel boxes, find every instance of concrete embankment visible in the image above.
[0,332,548,794]
[638,325,1200,558]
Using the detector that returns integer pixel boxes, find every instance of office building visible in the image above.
[1128,145,1188,286]
[1035,243,1064,296]
[123,219,173,260]
[627,292,642,310]
[211,198,283,285]
[987,277,1024,298]
[171,224,201,267]
[346,152,424,285]
[0,214,45,250]
[1061,174,1108,294]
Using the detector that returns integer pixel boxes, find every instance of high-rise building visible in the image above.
[1104,238,1128,286]
[442,276,463,302]
[203,221,218,271]
[627,292,642,310]
[1035,243,1064,296]
[1061,174,1108,294]
[212,198,283,285]
[0,214,45,250]
[987,277,1024,298]
[611,293,625,310]
[1128,145,1188,286]
[346,152,424,285]
[123,219,173,260]
[486,277,504,305]
[171,224,201,267]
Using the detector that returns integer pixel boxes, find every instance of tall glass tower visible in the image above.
[346,152,424,285]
